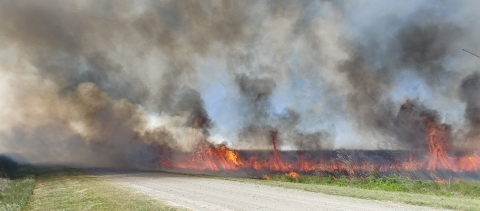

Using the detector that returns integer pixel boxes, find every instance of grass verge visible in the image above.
[23,168,185,211]
[0,167,36,211]
[266,173,480,198]
[0,177,35,211]
[219,174,480,211]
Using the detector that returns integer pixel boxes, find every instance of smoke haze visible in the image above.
[0,0,479,167]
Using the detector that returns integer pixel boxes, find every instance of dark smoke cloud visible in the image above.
[338,49,395,133]
[335,6,474,148]
[0,0,478,167]
[175,88,213,136]
[392,100,451,150]
[236,73,277,120]
[395,22,461,85]
[459,73,480,136]
[0,0,239,165]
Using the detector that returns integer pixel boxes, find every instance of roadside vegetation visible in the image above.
[267,171,480,198]
[0,155,184,211]
[0,155,35,211]
[222,171,480,211]
[23,168,185,211]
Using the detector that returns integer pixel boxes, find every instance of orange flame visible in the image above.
[424,118,454,170]
[158,117,480,175]
[286,171,299,179]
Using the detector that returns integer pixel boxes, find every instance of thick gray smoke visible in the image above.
[459,73,480,140]
[0,0,479,167]
[336,5,479,149]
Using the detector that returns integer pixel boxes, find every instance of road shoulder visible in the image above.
[23,168,185,211]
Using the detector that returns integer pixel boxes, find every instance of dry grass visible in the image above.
[23,168,186,211]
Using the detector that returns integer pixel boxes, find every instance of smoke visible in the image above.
[236,74,277,120]
[0,0,479,167]
[334,4,479,148]
[394,19,461,85]
[459,72,480,146]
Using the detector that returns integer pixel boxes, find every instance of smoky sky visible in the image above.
[0,0,479,166]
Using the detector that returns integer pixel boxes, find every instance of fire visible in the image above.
[157,117,480,176]
[421,117,480,172]
[286,171,299,179]
[190,140,243,170]
[456,153,480,171]
[424,118,454,170]
[163,131,300,172]
[267,131,289,171]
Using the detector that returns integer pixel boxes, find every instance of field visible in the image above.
[0,160,183,211]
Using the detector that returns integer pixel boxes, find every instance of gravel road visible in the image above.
[87,170,446,211]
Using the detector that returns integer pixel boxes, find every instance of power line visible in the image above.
[463,49,480,59]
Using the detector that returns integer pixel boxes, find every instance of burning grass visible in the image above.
[157,116,480,180]
[154,116,480,210]
[176,137,480,211]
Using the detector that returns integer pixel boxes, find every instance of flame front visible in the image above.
[158,119,480,175]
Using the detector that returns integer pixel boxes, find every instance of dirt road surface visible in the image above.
[87,170,446,211]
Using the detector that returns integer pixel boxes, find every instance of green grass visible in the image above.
[0,167,36,211]
[218,173,480,211]
[0,178,35,211]
[23,168,185,211]
[264,172,480,198]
